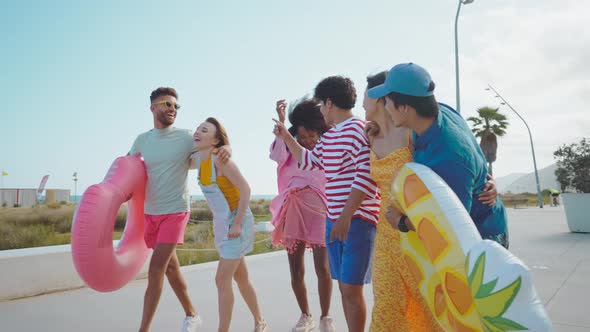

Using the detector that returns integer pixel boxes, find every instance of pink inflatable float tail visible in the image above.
[71,156,150,292]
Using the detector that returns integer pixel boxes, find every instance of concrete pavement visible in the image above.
[1,207,589,331]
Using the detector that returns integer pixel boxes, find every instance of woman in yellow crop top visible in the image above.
[192,117,267,332]
[198,153,241,211]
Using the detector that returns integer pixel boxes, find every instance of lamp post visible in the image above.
[486,84,543,208]
[1,170,5,206]
[72,172,78,204]
[454,0,474,113]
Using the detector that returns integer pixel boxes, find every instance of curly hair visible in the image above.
[150,87,178,103]
[313,76,356,110]
[287,99,330,137]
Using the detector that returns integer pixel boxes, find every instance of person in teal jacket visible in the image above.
[369,63,509,248]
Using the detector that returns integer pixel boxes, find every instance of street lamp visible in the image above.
[486,84,543,208]
[455,0,474,113]
[72,172,78,204]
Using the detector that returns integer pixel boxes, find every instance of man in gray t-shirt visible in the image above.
[130,87,229,332]
[129,125,195,216]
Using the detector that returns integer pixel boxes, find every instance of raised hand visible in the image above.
[272,118,291,140]
[276,99,287,124]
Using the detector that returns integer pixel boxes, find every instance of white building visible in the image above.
[0,188,71,207]
[0,189,38,207]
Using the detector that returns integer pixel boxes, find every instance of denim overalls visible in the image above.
[196,154,254,259]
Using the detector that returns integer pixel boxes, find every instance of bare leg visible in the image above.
[339,282,366,332]
[166,252,197,317]
[312,246,332,318]
[233,257,264,325]
[287,242,310,315]
[338,282,350,328]
[216,258,241,332]
[139,243,177,332]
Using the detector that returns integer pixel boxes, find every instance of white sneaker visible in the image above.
[319,316,336,332]
[292,313,315,332]
[181,315,203,332]
[254,318,268,332]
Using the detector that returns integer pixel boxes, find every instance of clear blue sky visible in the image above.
[1,0,588,195]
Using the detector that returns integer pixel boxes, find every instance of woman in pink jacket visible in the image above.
[269,99,335,332]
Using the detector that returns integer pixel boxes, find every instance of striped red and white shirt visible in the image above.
[300,117,380,225]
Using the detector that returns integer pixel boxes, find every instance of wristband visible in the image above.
[398,215,409,233]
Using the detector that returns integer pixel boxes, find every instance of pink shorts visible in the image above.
[144,212,190,249]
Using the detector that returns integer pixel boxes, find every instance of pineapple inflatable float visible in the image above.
[391,163,552,331]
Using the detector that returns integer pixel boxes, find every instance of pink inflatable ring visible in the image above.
[71,156,150,292]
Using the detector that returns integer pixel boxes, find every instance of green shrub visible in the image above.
[249,200,269,216]
[177,248,219,266]
[0,223,70,250]
[184,222,214,244]
[55,216,73,233]
[115,211,127,230]
[190,208,213,221]
[554,138,590,193]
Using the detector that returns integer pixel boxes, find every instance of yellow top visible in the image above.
[200,156,240,211]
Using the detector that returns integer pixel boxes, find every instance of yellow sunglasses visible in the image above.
[152,100,181,110]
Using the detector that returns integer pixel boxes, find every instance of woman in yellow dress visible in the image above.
[363,72,444,332]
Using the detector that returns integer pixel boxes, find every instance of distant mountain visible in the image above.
[495,172,526,193]
[497,163,560,193]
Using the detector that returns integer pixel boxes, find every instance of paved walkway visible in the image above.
[1,207,589,331]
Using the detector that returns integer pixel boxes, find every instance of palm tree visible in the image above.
[467,107,509,175]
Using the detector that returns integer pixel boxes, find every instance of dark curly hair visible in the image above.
[287,99,330,137]
[150,87,178,103]
[313,76,356,110]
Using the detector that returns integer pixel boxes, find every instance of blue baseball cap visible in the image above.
[368,63,435,98]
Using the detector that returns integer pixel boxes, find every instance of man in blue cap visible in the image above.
[368,63,509,248]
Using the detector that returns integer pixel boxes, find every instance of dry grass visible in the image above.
[0,206,75,249]
[499,192,551,207]
[1,200,279,266]
[1,204,129,250]
[189,199,271,221]
[177,222,279,266]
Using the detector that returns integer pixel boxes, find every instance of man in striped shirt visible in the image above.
[273,76,380,332]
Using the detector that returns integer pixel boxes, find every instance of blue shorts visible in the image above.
[325,217,376,285]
